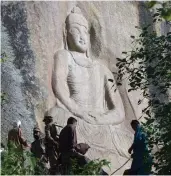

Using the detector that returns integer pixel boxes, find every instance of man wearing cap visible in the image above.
[43,115,59,174]
[8,120,30,151]
[31,127,46,160]
[31,126,47,174]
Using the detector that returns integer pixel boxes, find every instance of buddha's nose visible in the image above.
[80,37,85,44]
[80,36,84,41]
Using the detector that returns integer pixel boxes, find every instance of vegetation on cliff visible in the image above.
[116,1,171,174]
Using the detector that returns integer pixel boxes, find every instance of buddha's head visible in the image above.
[65,7,89,53]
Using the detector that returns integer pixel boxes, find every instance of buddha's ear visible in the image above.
[63,27,68,50]
[86,49,90,58]
[86,31,91,58]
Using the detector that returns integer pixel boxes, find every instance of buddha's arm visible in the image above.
[89,69,125,125]
[52,50,88,120]
[103,73,125,124]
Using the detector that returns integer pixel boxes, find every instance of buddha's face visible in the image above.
[67,23,89,53]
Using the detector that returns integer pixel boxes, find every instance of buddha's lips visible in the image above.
[79,40,85,44]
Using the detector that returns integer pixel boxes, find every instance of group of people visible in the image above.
[6,116,152,175]
[7,116,91,174]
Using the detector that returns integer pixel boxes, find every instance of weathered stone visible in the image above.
[1,1,152,174]
[1,2,47,144]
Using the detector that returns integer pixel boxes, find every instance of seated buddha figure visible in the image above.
[48,7,127,172]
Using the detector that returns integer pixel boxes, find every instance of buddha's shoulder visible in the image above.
[94,60,113,77]
[54,49,72,60]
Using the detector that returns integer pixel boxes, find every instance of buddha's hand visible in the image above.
[73,110,89,120]
[88,111,101,119]
[74,110,96,124]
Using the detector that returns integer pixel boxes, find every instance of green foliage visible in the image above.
[1,142,109,175]
[0,52,8,63]
[1,52,8,105]
[1,143,45,175]
[116,3,171,175]
[70,158,110,175]
[146,1,157,9]
[1,92,8,104]
[146,1,171,22]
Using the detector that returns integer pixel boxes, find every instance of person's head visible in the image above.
[43,116,53,125]
[131,120,140,131]
[33,127,41,140]
[13,120,21,129]
[67,117,77,127]
[65,7,89,53]
[1,143,5,149]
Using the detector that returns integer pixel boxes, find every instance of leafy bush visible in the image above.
[116,1,171,174]
[1,142,110,175]
[70,158,110,175]
[1,143,45,175]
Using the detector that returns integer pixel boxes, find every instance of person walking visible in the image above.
[124,120,152,175]
[43,116,59,174]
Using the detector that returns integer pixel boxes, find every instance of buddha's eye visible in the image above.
[69,28,80,35]
[84,30,88,34]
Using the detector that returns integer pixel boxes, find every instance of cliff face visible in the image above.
[1,1,150,174]
[1,2,44,144]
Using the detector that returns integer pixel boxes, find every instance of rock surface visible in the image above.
[1,1,151,174]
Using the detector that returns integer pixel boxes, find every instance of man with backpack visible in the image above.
[43,116,59,174]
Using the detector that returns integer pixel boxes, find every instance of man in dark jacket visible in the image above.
[59,117,78,154]
[31,127,48,174]
[31,127,46,160]
[59,117,90,173]
[43,115,59,174]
